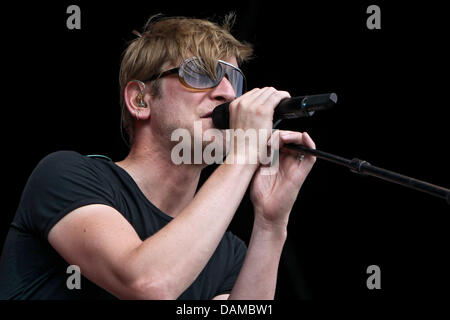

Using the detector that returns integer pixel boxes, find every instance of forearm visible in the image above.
[228,216,287,300]
[128,160,258,299]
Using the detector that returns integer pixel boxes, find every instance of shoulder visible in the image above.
[20,151,116,237]
[41,150,85,162]
[31,151,104,181]
[25,151,87,192]
[34,150,88,173]
[24,150,113,203]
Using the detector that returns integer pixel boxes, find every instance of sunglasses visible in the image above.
[143,56,246,97]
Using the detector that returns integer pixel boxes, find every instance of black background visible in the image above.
[1,0,449,304]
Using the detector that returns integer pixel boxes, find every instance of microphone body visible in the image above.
[212,93,338,129]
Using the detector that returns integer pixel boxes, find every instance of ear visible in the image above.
[124,80,151,121]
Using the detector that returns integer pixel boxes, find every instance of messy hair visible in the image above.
[119,13,254,144]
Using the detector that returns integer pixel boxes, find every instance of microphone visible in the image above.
[212,93,338,129]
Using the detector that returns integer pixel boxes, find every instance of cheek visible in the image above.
[156,79,207,130]
[153,97,195,136]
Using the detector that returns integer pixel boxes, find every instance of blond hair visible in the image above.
[119,13,253,143]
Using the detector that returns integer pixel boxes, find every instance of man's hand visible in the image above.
[249,130,316,230]
[225,89,316,300]
[226,87,290,165]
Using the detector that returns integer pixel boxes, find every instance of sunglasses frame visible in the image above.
[142,57,247,97]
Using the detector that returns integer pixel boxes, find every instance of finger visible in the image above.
[276,131,305,160]
[264,89,291,112]
[267,129,280,148]
[245,87,279,115]
[278,131,317,165]
[229,87,261,108]
[268,129,299,147]
[267,130,301,155]
[246,87,290,113]
[279,131,304,147]
[232,87,260,106]
[299,132,316,164]
[230,87,280,116]
[252,87,277,104]
[293,132,316,166]
[229,88,261,122]
[302,131,316,149]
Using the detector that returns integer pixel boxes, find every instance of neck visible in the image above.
[116,133,204,218]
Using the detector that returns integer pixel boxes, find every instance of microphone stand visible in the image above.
[283,143,450,205]
[215,92,449,203]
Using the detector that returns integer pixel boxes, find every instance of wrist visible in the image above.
[224,151,259,171]
[252,214,288,242]
[224,132,266,167]
[218,154,258,186]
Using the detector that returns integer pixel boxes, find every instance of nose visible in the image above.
[210,76,236,102]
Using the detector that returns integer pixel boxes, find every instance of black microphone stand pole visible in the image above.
[214,91,449,203]
[283,143,450,205]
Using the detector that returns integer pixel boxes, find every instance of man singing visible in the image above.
[0,14,316,299]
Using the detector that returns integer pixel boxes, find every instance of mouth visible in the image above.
[200,110,213,118]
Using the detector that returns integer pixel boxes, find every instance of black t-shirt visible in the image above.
[0,151,246,300]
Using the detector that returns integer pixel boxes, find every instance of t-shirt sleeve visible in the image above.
[215,232,247,296]
[19,151,116,239]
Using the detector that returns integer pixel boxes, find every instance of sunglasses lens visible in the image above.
[180,58,245,97]
[224,68,244,97]
[179,59,218,89]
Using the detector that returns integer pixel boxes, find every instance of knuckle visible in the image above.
[281,90,291,97]
[255,107,273,116]
[275,90,290,98]
[268,86,276,92]
[229,100,239,109]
